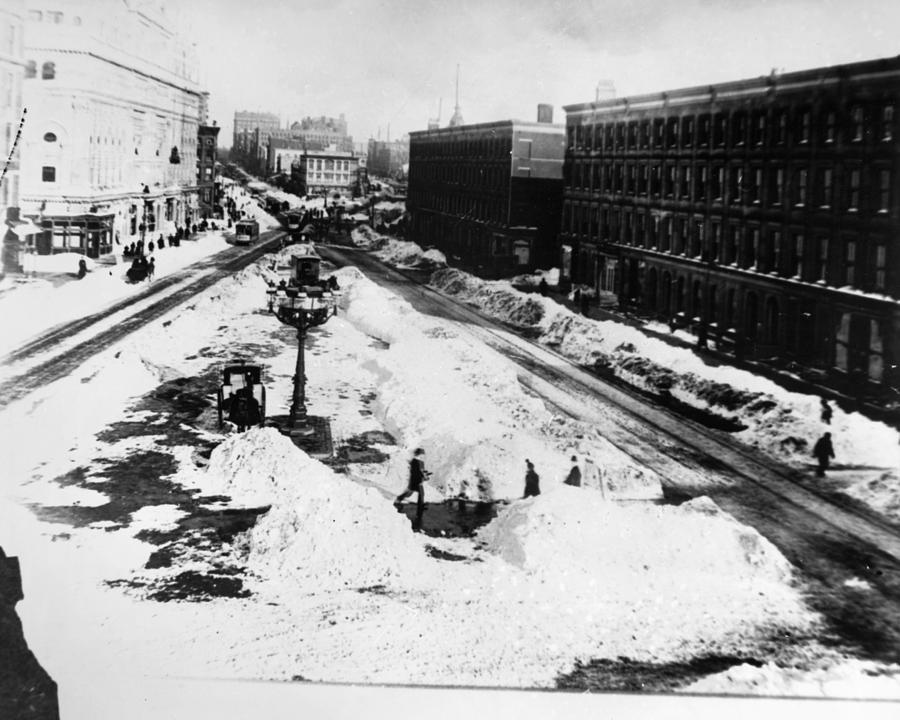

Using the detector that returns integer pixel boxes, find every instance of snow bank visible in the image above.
[682,659,900,699]
[429,267,900,502]
[335,270,663,501]
[200,427,430,592]
[481,491,795,585]
[349,226,446,269]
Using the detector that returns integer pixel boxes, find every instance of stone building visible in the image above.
[18,0,206,259]
[367,138,409,179]
[197,122,220,218]
[289,149,359,198]
[289,115,353,153]
[562,55,900,394]
[407,106,565,276]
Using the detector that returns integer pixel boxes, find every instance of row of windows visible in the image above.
[566,161,891,215]
[27,10,81,25]
[409,191,506,224]
[565,205,888,290]
[567,104,895,154]
[411,161,508,188]
[24,61,55,79]
[411,136,511,161]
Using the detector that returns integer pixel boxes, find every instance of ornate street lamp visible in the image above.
[266,285,339,438]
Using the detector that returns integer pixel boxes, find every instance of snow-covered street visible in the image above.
[2,218,900,716]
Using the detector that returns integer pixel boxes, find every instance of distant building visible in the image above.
[1,0,31,272]
[18,1,205,260]
[562,55,900,395]
[289,149,359,198]
[232,111,280,175]
[197,123,220,218]
[289,115,353,153]
[266,138,306,176]
[408,107,565,276]
[367,138,409,179]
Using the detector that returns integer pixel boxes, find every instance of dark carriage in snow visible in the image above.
[216,360,267,430]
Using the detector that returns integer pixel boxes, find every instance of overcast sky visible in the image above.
[178,0,900,147]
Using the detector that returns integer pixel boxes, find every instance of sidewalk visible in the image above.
[544,287,900,429]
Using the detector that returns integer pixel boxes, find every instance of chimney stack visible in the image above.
[537,104,553,123]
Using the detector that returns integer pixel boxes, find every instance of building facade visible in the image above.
[1,0,31,271]
[562,56,900,394]
[197,122,219,218]
[289,149,359,198]
[267,138,306,176]
[289,115,352,153]
[367,137,409,179]
[408,109,565,276]
[232,110,279,173]
[18,0,205,260]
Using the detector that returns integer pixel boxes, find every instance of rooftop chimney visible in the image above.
[537,104,553,123]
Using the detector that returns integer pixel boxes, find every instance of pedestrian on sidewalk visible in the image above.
[395,448,429,513]
[146,257,155,282]
[564,455,581,487]
[523,459,541,498]
[813,431,835,477]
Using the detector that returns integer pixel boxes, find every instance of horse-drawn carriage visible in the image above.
[216,360,267,431]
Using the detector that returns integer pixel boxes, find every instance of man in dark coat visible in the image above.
[820,398,833,425]
[564,455,581,487]
[395,448,428,512]
[523,459,541,498]
[813,431,835,477]
[228,384,260,432]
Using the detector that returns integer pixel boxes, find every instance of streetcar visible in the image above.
[234,219,260,245]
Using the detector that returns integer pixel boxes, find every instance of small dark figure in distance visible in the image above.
[523,459,541,498]
[820,398,833,425]
[564,455,581,487]
[813,431,835,477]
[148,240,155,254]
[146,257,155,282]
[538,277,549,296]
[77,258,87,279]
[158,236,165,249]
[395,448,429,513]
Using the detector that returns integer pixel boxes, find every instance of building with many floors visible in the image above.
[367,137,409,179]
[407,105,565,276]
[289,149,360,198]
[562,55,900,394]
[267,137,306,176]
[197,121,219,218]
[289,115,352,153]
[17,0,205,259]
[1,0,33,272]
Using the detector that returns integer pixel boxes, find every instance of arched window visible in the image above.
[41,61,56,80]
[43,132,58,142]
[25,60,37,78]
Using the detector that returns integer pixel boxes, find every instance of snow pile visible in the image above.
[336,270,662,501]
[682,659,900,699]
[511,267,561,288]
[349,225,446,269]
[479,492,795,591]
[22,251,96,275]
[429,267,900,481]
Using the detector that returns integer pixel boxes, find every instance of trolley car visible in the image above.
[234,219,260,245]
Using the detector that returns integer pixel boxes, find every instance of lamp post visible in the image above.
[266,285,339,437]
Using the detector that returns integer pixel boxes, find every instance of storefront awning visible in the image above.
[9,220,43,238]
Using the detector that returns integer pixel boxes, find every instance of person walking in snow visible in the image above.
[523,459,541,498]
[564,455,582,487]
[146,256,155,282]
[820,398,833,425]
[395,448,429,513]
[813,431,835,477]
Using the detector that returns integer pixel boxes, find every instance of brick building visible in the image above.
[562,56,900,394]
[197,122,220,218]
[407,106,565,276]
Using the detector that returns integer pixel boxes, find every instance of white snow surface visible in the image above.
[1,226,899,709]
